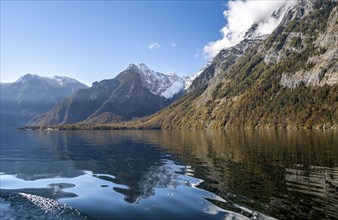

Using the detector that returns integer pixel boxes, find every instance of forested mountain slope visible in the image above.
[126,1,338,129]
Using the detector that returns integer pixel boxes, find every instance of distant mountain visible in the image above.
[0,74,88,128]
[126,63,187,99]
[32,64,188,125]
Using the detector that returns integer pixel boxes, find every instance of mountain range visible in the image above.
[5,0,338,130]
[40,0,337,130]
[28,64,193,125]
[0,75,88,128]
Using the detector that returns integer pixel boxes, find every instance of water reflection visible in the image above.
[131,129,338,220]
[1,131,194,204]
[1,129,337,219]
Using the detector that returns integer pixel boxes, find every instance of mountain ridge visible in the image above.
[30,63,189,126]
[123,63,188,99]
[0,74,88,128]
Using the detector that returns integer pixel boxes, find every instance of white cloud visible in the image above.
[148,42,160,50]
[171,43,176,47]
[193,48,201,58]
[203,0,296,58]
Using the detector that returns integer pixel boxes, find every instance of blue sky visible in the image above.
[1,0,226,85]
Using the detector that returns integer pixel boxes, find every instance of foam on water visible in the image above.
[0,191,90,219]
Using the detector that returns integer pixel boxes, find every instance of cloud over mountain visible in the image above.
[203,0,296,58]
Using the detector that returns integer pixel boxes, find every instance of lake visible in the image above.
[0,129,337,219]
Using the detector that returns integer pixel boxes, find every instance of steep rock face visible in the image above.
[262,1,338,88]
[0,74,87,128]
[128,0,337,129]
[188,34,266,94]
[280,6,338,87]
[32,64,185,125]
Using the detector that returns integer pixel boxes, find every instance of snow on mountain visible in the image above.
[52,76,84,87]
[1,74,88,128]
[161,80,184,99]
[127,63,186,99]
[183,70,202,91]
[183,61,213,90]
[10,74,88,95]
[15,74,87,88]
[125,63,216,98]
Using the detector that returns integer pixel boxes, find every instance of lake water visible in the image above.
[0,129,337,219]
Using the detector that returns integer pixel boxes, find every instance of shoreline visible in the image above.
[17,124,338,131]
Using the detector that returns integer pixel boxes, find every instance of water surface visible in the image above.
[1,130,337,219]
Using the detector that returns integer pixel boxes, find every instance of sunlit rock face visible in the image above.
[133,1,338,129]
[262,3,338,88]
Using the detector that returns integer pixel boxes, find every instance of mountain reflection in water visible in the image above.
[142,130,338,219]
[0,129,337,219]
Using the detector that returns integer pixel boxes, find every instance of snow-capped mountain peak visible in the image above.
[184,71,202,91]
[15,74,87,88]
[125,63,213,98]
[48,76,85,87]
[15,74,38,83]
[126,63,186,99]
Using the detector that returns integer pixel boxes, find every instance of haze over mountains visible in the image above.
[0,75,88,128]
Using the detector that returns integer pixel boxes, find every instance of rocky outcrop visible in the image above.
[278,5,338,88]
